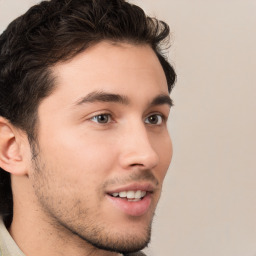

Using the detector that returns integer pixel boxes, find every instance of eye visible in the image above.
[90,114,112,124]
[145,114,164,125]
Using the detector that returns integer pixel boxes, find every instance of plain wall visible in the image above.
[1,1,256,256]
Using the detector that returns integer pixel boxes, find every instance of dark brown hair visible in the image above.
[0,0,176,223]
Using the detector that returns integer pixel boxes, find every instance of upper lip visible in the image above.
[106,182,157,194]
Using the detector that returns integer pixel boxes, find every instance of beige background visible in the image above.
[1,1,256,256]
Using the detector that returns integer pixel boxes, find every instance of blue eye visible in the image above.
[91,114,111,124]
[145,114,163,125]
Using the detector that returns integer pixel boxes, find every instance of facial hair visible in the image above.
[30,147,156,254]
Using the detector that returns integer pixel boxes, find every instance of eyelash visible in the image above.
[145,113,165,125]
[90,113,113,124]
[90,113,166,125]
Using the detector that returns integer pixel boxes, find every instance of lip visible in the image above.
[106,182,156,194]
[106,193,152,217]
[105,182,156,217]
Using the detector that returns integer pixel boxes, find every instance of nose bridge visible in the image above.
[119,120,159,169]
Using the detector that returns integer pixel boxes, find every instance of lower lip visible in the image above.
[106,194,152,217]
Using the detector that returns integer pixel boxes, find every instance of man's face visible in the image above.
[30,42,173,253]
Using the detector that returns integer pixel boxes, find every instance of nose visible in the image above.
[118,123,159,170]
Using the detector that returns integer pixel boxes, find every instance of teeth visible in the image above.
[111,190,147,200]
[128,198,141,202]
[119,191,127,198]
[141,191,146,197]
[135,190,142,199]
[127,191,135,199]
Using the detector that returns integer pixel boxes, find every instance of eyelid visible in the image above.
[147,111,168,120]
[81,109,113,120]
[144,112,167,125]
[90,114,109,123]
[89,112,114,124]
[82,109,168,126]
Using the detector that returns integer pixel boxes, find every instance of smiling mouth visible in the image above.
[109,190,148,201]
[106,186,154,216]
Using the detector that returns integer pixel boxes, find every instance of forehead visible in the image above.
[46,41,168,108]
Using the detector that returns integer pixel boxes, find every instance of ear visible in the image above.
[0,117,28,176]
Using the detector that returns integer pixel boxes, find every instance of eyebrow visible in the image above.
[74,91,130,106]
[74,91,173,108]
[149,94,173,108]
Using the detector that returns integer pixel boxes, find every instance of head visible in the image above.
[0,0,176,254]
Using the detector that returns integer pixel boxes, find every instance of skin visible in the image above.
[5,41,173,256]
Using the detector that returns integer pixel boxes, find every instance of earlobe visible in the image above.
[0,117,28,176]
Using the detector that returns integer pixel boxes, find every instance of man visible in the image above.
[0,0,176,255]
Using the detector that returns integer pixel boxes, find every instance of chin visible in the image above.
[83,226,151,254]
[69,220,152,254]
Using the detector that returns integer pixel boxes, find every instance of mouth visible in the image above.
[106,184,155,217]
[109,190,147,202]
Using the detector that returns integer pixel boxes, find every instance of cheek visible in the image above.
[38,130,117,182]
